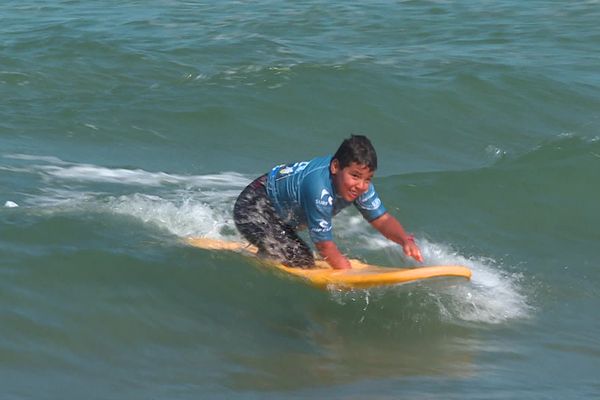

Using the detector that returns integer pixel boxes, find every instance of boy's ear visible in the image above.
[330,159,340,175]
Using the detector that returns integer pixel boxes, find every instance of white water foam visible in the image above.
[40,164,250,189]
[104,193,239,239]
[3,153,249,239]
[420,239,531,324]
[3,153,249,188]
[335,218,532,324]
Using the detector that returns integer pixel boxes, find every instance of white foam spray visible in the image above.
[2,153,248,239]
[104,193,238,239]
[334,215,532,324]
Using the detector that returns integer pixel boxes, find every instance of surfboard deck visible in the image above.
[186,237,472,289]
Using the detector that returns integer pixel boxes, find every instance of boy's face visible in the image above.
[330,160,374,202]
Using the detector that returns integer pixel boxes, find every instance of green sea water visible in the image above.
[2,1,600,398]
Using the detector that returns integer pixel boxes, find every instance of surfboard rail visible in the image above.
[186,237,472,289]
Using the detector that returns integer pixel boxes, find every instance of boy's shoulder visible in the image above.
[299,156,334,202]
[300,155,333,184]
[271,155,330,179]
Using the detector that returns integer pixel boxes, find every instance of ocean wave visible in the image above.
[2,152,533,325]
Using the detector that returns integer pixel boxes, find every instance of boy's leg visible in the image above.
[262,221,314,268]
[233,176,314,268]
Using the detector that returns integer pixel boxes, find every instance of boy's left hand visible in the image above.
[403,239,423,263]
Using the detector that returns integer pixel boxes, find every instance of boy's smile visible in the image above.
[330,160,374,202]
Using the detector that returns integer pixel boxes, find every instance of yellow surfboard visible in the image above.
[187,237,472,289]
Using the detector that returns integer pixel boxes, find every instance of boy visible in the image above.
[233,135,423,269]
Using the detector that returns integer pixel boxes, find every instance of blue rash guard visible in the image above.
[265,155,387,243]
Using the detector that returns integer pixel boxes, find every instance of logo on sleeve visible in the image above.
[357,194,381,210]
[275,161,309,179]
[315,189,333,207]
[311,219,332,233]
[279,166,294,175]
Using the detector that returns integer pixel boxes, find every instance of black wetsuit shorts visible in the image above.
[233,175,315,268]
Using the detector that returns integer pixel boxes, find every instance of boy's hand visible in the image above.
[316,240,352,269]
[403,237,423,263]
[368,213,424,263]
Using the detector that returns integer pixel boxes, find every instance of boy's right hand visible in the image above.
[316,240,352,269]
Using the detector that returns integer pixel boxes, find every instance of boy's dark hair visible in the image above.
[332,135,378,171]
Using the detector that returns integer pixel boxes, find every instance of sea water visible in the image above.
[1,1,599,398]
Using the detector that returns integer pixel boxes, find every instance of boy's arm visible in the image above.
[370,212,424,262]
[315,241,352,269]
